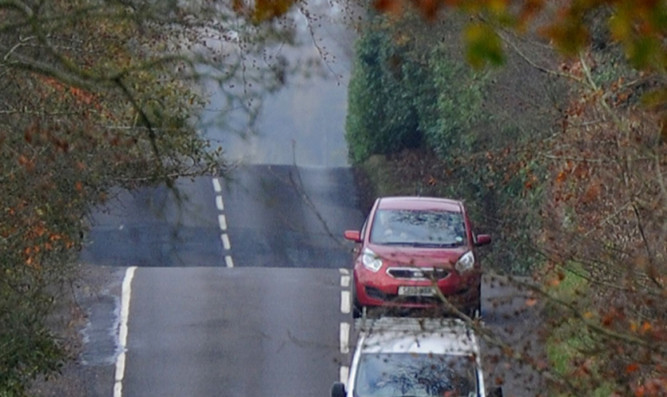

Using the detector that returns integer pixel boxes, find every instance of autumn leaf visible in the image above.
[251,0,297,23]
[541,11,589,56]
[640,321,652,333]
[525,297,538,307]
[602,313,615,327]
[414,0,439,20]
[232,0,246,14]
[556,170,568,184]
[517,0,544,30]
[374,0,404,18]
[18,154,30,167]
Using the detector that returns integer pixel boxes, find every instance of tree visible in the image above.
[342,1,665,396]
[345,15,424,163]
[0,0,306,394]
[375,0,667,138]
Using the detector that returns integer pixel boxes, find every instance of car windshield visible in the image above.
[353,352,478,397]
[370,209,466,247]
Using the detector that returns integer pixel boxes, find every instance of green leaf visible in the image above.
[464,23,505,68]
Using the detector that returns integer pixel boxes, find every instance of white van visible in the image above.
[331,317,502,397]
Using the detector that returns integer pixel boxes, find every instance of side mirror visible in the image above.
[475,234,491,246]
[344,230,362,243]
[331,382,347,397]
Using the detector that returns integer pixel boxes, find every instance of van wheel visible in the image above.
[331,382,346,397]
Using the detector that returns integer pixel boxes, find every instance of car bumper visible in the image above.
[354,267,480,309]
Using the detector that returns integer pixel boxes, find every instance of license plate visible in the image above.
[398,286,435,297]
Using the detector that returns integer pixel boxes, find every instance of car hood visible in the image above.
[367,244,467,267]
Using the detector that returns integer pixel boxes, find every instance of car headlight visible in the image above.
[455,251,475,273]
[361,248,383,272]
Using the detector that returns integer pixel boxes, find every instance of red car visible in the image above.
[344,196,491,317]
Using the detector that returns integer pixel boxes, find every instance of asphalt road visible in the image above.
[122,267,348,397]
[80,166,366,397]
[80,178,223,268]
[80,166,363,269]
[220,165,362,268]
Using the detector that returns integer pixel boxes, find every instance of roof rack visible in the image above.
[356,316,470,334]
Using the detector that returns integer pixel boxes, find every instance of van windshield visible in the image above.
[353,352,478,397]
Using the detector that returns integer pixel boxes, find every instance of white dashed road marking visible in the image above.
[340,365,350,385]
[339,267,353,385]
[225,256,234,268]
[339,322,350,354]
[212,178,233,268]
[341,290,351,314]
[221,234,231,250]
[217,214,227,231]
[212,178,222,193]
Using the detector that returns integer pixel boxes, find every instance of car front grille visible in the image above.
[387,267,450,280]
[364,286,440,305]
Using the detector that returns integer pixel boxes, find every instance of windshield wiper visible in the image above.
[409,242,461,248]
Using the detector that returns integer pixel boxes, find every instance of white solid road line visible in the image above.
[114,266,136,397]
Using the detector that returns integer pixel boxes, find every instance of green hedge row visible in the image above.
[345,12,552,274]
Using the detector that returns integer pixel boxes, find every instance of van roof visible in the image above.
[357,318,480,356]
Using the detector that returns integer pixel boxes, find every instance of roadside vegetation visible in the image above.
[0,1,306,395]
[345,2,665,396]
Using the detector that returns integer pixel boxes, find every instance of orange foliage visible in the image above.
[633,376,667,397]
[374,0,406,17]
[525,297,538,307]
[38,75,100,108]
[580,182,601,205]
[251,0,297,23]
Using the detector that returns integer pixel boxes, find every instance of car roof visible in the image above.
[357,318,479,356]
[377,196,463,213]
